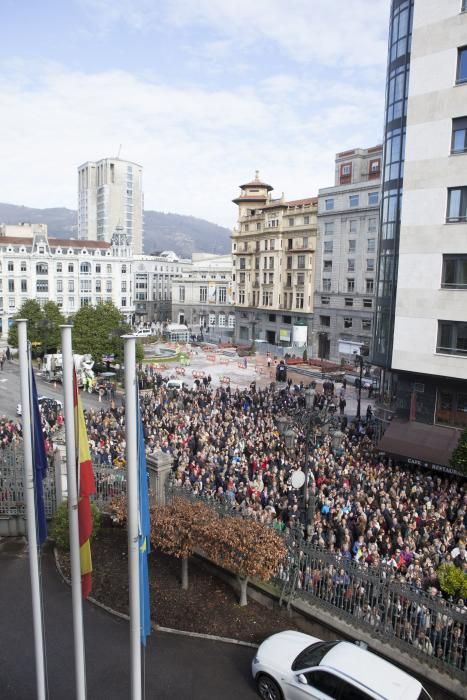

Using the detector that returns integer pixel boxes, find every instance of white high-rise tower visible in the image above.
[78,157,144,254]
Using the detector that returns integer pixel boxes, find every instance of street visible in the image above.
[0,539,258,700]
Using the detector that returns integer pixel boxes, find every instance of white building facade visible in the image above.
[78,157,144,254]
[313,146,382,362]
[171,253,235,340]
[389,0,467,430]
[0,227,134,337]
[132,251,191,324]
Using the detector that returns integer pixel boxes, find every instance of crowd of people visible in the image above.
[79,375,467,598]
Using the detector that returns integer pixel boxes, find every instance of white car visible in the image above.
[134,328,152,337]
[17,396,63,417]
[252,631,431,700]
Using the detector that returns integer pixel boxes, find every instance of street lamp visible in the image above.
[277,394,340,539]
[354,352,364,420]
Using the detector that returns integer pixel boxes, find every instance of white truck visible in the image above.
[41,352,95,390]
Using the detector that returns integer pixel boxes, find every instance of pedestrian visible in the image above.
[0,354,4,371]
[368,384,374,399]
[5,346,11,361]
[342,377,347,390]
[339,397,346,416]
[267,356,272,369]
[366,404,373,421]
[243,357,247,369]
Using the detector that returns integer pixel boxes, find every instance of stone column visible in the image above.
[146,451,173,506]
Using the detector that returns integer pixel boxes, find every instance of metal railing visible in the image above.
[0,445,57,518]
[169,483,467,681]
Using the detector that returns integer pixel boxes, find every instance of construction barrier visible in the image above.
[220,376,231,384]
[156,364,168,371]
[237,362,248,369]
[176,367,186,375]
[192,370,206,379]
[255,366,266,375]
[219,358,230,365]
[207,354,216,362]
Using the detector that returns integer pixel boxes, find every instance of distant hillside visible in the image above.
[0,203,231,257]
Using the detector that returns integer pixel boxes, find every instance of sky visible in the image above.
[1,0,390,228]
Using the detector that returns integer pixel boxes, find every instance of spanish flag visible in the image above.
[73,369,96,598]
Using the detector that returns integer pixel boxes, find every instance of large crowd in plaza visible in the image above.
[80,374,467,593]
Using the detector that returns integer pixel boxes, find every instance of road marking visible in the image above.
[0,378,8,383]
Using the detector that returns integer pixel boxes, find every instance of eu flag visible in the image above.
[31,369,48,545]
[137,395,151,645]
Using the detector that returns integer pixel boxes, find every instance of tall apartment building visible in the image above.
[375,0,467,468]
[0,226,134,336]
[312,146,382,362]
[171,253,235,340]
[231,173,317,346]
[78,158,144,254]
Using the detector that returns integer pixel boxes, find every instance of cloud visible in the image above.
[77,0,389,69]
[0,58,384,229]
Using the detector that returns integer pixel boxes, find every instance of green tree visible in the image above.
[40,301,66,352]
[449,428,467,475]
[72,302,130,364]
[8,299,44,349]
[437,563,467,599]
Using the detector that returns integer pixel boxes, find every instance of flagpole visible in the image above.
[17,319,47,700]
[61,325,87,700]
[123,335,142,700]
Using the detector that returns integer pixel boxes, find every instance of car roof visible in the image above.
[321,642,421,700]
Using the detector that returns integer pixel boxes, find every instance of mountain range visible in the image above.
[0,203,231,257]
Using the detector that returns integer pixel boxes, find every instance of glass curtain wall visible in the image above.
[372,0,414,368]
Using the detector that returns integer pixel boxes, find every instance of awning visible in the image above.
[377,419,460,470]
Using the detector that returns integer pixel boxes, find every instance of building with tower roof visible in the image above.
[231,172,317,348]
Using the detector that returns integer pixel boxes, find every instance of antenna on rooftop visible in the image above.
[116,144,122,159]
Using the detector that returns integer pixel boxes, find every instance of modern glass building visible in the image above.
[372,0,414,368]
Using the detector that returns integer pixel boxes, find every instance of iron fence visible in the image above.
[91,464,127,511]
[0,445,57,518]
[169,484,467,681]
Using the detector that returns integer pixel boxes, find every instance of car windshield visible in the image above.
[291,641,339,671]
[418,691,432,700]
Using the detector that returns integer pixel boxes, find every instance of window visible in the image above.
[8,280,14,293]
[442,254,467,288]
[363,298,373,308]
[324,221,334,236]
[270,239,275,250]
[367,259,375,272]
[362,319,372,331]
[209,313,216,327]
[218,287,227,303]
[288,218,294,226]
[436,389,467,428]
[457,46,467,84]
[324,241,333,254]
[345,297,353,307]
[295,292,304,309]
[121,264,127,274]
[21,280,27,293]
[321,296,330,305]
[36,280,48,293]
[304,215,310,224]
[20,261,27,272]
[7,261,14,272]
[348,259,355,272]
[106,280,112,293]
[368,192,379,205]
[287,238,293,250]
[80,262,91,274]
[447,187,467,222]
[347,278,355,292]
[238,290,245,304]
[287,256,292,270]
[463,0,467,12]
[57,279,63,292]
[67,262,74,273]
[344,317,353,328]
[95,280,101,293]
[325,198,334,211]
[349,195,359,208]
[256,222,261,231]
[303,671,342,698]
[368,217,377,233]
[244,224,249,232]
[348,240,356,253]
[106,264,112,274]
[367,238,376,252]
[320,315,330,327]
[323,278,331,292]
[55,262,62,273]
[297,273,305,285]
[366,279,374,293]
[302,236,308,248]
[121,281,127,292]
[69,297,75,309]
[349,219,358,233]
[369,159,381,176]
[437,321,467,355]
[8,297,15,309]
[451,117,467,153]
[57,297,63,308]
[218,313,226,327]
[36,262,48,275]
[323,260,332,272]
[228,314,236,328]
[297,255,306,269]
[200,286,207,303]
